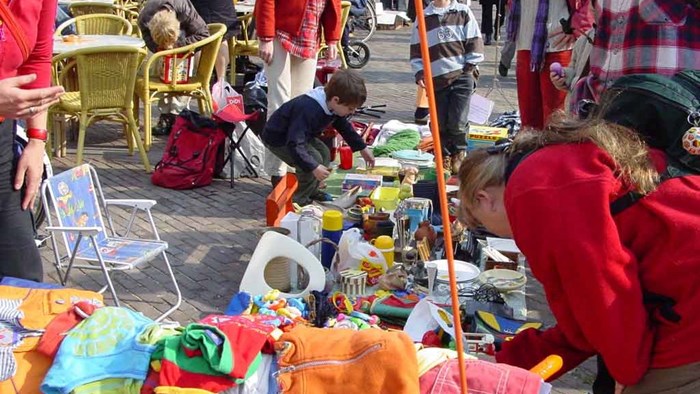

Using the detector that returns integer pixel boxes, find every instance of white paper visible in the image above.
[468,94,495,125]
[404,298,461,342]
[486,237,521,254]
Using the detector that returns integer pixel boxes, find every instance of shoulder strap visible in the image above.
[0,1,31,62]
[504,149,537,183]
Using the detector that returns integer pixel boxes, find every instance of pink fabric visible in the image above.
[420,359,544,394]
[275,0,326,59]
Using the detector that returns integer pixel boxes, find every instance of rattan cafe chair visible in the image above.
[228,13,259,83]
[134,23,225,151]
[54,14,133,37]
[49,45,151,172]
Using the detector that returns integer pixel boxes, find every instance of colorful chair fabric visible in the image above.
[41,164,182,322]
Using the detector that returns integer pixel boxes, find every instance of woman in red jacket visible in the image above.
[457,118,700,392]
[0,0,65,281]
[254,0,342,188]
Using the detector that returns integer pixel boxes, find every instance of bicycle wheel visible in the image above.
[345,41,371,69]
[349,2,377,43]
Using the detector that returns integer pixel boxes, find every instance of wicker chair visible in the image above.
[54,14,133,37]
[227,13,258,83]
[49,45,151,172]
[68,3,141,37]
[68,2,116,17]
[134,23,225,151]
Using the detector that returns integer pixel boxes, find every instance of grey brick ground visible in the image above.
[39,6,594,392]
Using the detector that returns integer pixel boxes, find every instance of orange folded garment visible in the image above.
[275,326,420,394]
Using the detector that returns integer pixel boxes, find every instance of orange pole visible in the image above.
[413,3,469,393]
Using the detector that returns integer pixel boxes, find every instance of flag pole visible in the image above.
[413,2,469,393]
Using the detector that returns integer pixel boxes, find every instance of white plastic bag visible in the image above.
[212,80,244,113]
[337,228,364,272]
[231,122,267,179]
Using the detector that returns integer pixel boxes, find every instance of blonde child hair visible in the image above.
[148,9,180,50]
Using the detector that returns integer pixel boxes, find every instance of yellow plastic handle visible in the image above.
[529,355,564,380]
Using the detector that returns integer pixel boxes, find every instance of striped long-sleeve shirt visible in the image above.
[410,0,484,90]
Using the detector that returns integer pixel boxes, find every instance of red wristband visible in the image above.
[27,128,48,142]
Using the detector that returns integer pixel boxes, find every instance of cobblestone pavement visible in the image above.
[40,6,595,392]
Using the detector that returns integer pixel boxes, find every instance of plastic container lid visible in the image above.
[322,210,344,231]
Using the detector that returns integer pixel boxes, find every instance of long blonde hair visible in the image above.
[457,115,659,228]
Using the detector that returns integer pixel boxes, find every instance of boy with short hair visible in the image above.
[262,69,375,206]
[410,0,484,174]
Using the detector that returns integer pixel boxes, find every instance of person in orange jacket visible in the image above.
[457,116,700,393]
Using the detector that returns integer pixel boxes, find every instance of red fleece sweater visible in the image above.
[0,0,56,90]
[495,142,700,386]
[254,0,342,43]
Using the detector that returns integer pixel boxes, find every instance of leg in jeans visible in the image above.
[540,50,572,126]
[0,123,42,282]
[481,0,494,37]
[516,50,545,129]
[434,86,452,155]
[500,38,516,69]
[444,72,475,153]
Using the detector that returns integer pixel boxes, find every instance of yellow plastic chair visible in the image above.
[134,23,225,151]
[318,1,351,69]
[49,45,152,172]
[55,14,133,37]
[228,13,259,83]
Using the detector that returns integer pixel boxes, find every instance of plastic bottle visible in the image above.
[321,210,344,269]
[339,145,353,170]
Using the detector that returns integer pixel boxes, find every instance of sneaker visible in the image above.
[451,151,465,175]
[153,113,176,136]
[498,63,509,77]
[414,107,430,125]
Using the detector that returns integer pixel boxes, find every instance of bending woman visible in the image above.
[0,0,65,281]
[457,117,700,393]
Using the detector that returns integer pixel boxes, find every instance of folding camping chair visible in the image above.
[214,103,262,188]
[41,164,182,322]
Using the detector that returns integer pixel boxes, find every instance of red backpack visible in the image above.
[151,110,227,190]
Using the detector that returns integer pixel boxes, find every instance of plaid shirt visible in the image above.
[276,0,327,59]
[573,0,700,106]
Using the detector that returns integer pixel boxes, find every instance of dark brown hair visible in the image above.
[325,69,367,108]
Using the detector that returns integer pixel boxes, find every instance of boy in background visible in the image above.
[262,69,375,206]
[410,0,484,174]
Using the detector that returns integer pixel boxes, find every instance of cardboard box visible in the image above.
[467,125,509,151]
[341,174,383,193]
[159,54,194,84]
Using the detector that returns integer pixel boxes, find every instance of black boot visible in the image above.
[271,175,283,188]
[484,34,493,46]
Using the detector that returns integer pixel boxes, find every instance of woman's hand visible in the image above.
[259,40,274,65]
[14,139,45,210]
[0,74,64,119]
